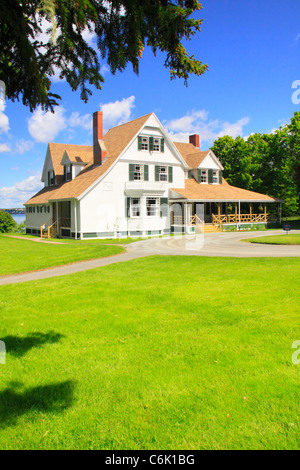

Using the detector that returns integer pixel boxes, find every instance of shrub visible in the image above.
[0,211,17,233]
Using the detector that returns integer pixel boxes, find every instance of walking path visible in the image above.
[0,230,299,286]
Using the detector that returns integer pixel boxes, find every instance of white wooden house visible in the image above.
[25,111,281,238]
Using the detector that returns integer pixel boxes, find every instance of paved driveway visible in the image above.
[126,229,300,258]
[0,230,299,286]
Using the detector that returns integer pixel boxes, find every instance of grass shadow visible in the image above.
[0,380,75,428]
[1,331,65,357]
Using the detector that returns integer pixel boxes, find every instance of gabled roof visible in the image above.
[25,113,152,204]
[171,178,279,202]
[173,142,211,169]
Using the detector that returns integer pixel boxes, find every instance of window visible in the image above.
[64,164,72,181]
[213,171,218,184]
[48,170,55,186]
[153,138,160,151]
[146,197,159,216]
[131,198,141,217]
[159,166,168,181]
[129,164,148,181]
[140,136,148,150]
[201,170,207,183]
[155,165,173,182]
[138,135,164,152]
[133,164,143,181]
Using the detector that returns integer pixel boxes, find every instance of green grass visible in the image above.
[245,234,300,245]
[0,235,124,276]
[0,256,299,449]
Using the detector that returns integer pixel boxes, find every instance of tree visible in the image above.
[0,0,208,112]
[0,211,17,233]
[211,117,300,216]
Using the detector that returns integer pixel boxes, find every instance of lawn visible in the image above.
[0,256,299,450]
[0,235,124,276]
[245,234,300,245]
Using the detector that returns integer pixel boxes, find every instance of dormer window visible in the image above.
[48,170,55,186]
[64,164,72,181]
[213,171,218,184]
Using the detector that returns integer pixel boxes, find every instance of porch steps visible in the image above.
[203,223,221,233]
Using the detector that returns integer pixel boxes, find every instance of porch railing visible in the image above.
[212,213,270,226]
[40,217,71,238]
[171,214,204,226]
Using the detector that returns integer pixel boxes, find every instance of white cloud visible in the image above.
[14,139,35,155]
[165,110,250,147]
[100,96,135,130]
[28,106,67,143]
[68,112,92,131]
[0,143,11,153]
[166,110,209,133]
[0,173,43,207]
[217,117,250,139]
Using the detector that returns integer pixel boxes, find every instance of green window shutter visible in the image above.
[149,136,154,151]
[219,170,223,184]
[138,136,142,151]
[126,198,131,218]
[144,165,149,181]
[197,169,201,183]
[64,165,67,181]
[168,166,173,183]
[188,170,192,179]
[48,172,50,186]
[208,169,213,184]
[160,138,165,153]
[160,198,168,217]
[155,165,160,182]
[129,164,135,181]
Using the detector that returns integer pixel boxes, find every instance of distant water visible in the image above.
[11,213,26,225]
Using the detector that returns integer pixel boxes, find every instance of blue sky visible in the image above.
[1,0,300,207]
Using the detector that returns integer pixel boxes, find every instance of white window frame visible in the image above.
[213,170,218,184]
[133,164,143,181]
[159,166,168,182]
[201,170,207,183]
[141,137,149,150]
[153,138,160,152]
[130,198,141,217]
[65,164,72,182]
[146,197,159,217]
[48,169,55,186]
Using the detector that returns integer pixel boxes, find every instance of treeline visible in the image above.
[211,112,300,216]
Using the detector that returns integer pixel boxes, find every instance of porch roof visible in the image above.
[170,179,281,202]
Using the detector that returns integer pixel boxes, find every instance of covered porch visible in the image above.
[170,200,281,232]
[40,200,73,238]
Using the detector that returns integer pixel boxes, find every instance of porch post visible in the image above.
[238,201,241,225]
[235,202,238,223]
[74,200,77,240]
[264,204,267,222]
[250,203,252,221]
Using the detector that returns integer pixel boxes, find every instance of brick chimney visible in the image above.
[93,111,107,165]
[189,134,200,149]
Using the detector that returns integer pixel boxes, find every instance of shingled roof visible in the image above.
[171,178,279,202]
[25,113,152,204]
[173,142,211,169]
